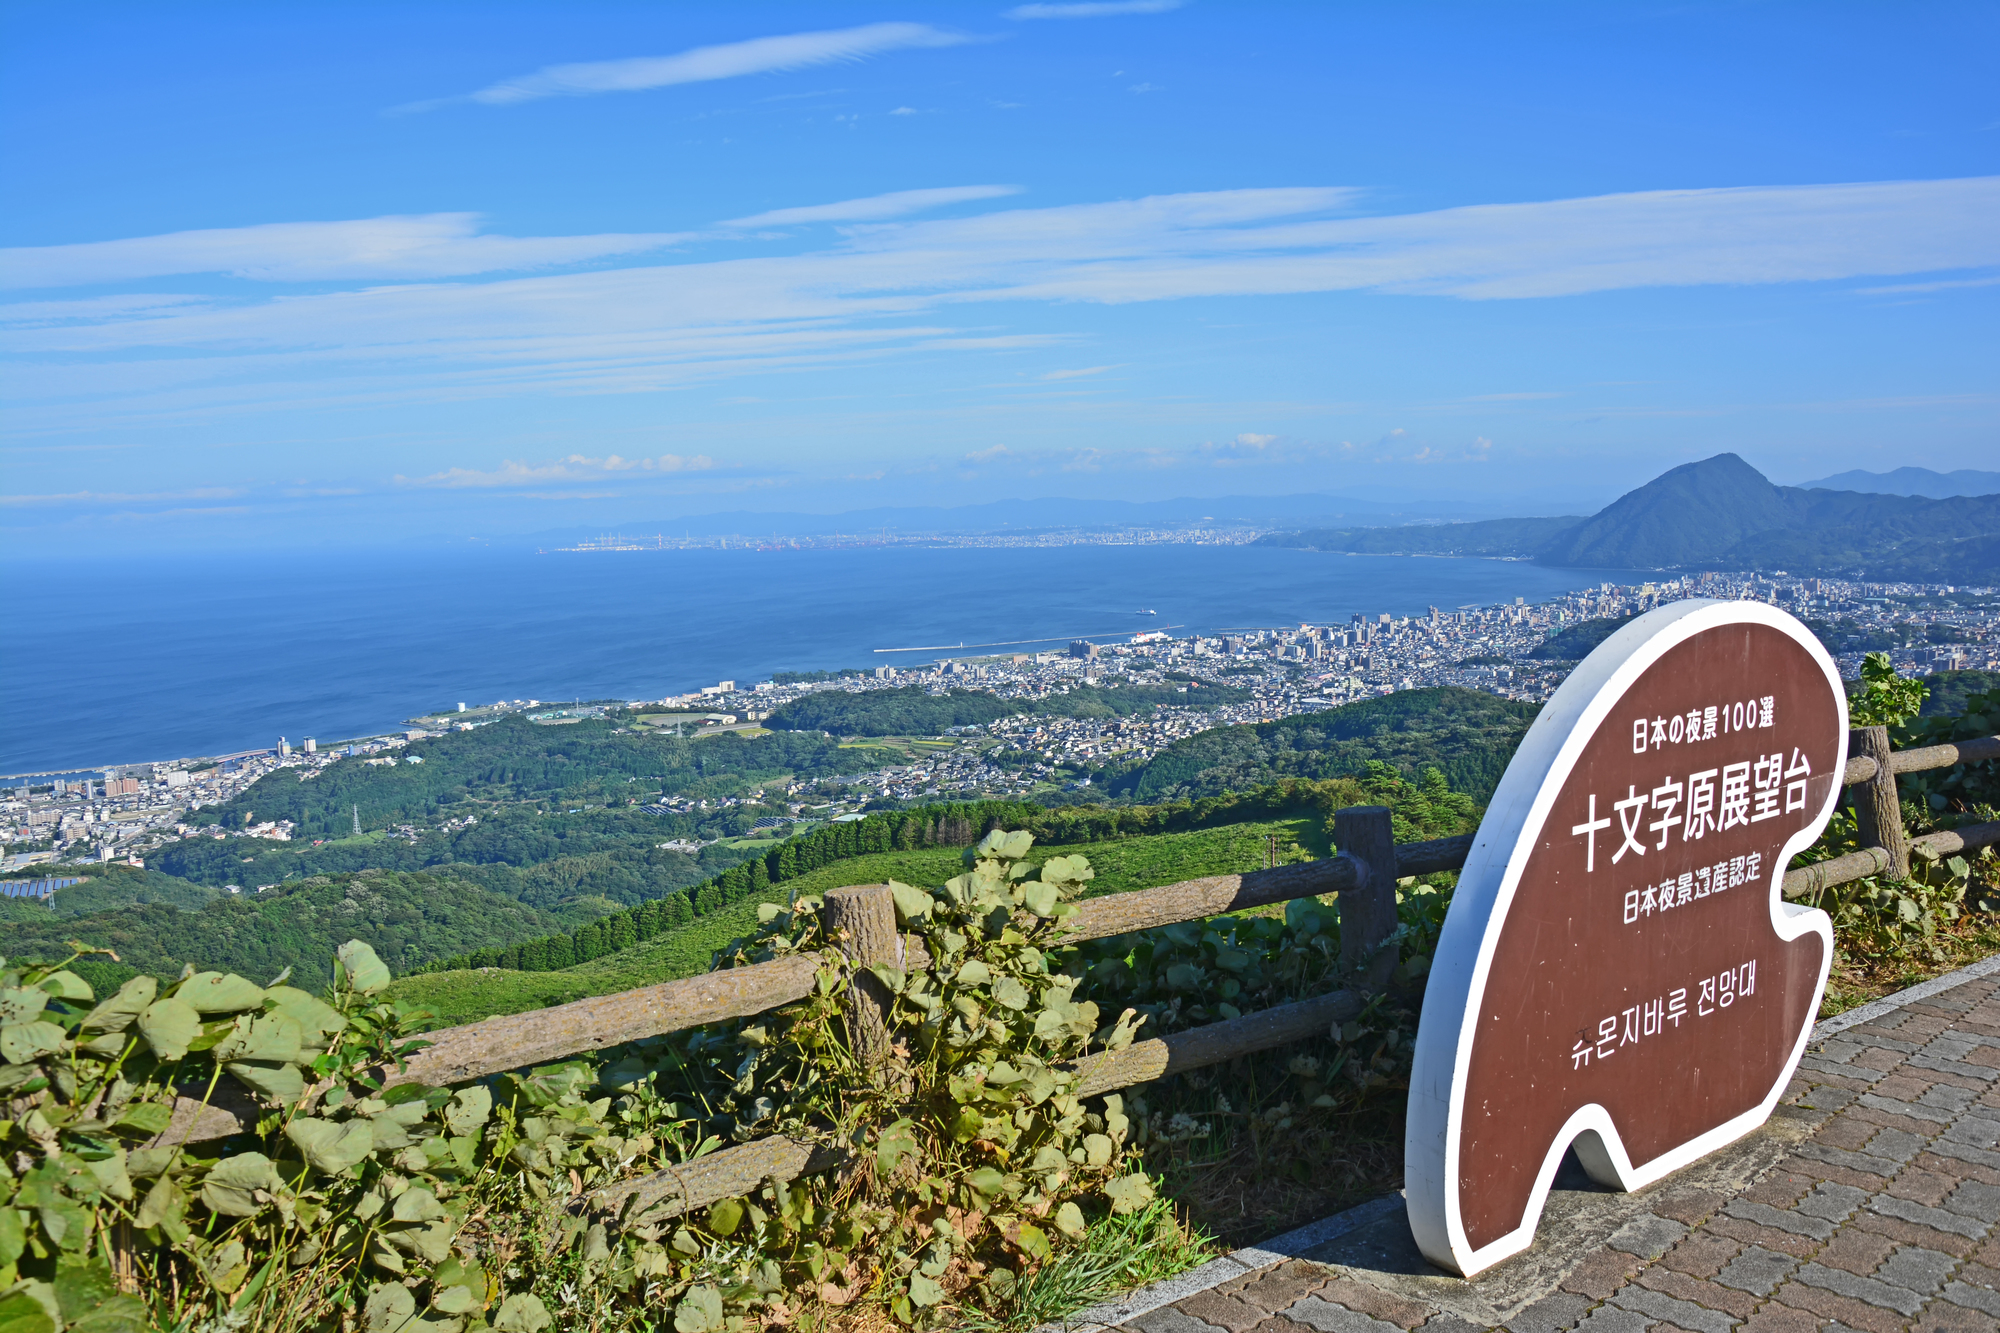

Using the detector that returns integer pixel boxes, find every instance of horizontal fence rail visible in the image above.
[158,731,2000,1219]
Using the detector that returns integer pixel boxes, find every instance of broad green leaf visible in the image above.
[264,986,345,1039]
[908,1274,945,1308]
[0,1207,23,1268]
[135,1176,187,1230]
[379,1218,455,1265]
[1104,1172,1156,1215]
[0,1022,65,1065]
[336,940,392,995]
[887,880,935,926]
[391,1188,446,1224]
[177,972,266,1015]
[227,1060,304,1104]
[875,1118,919,1176]
[364,1282,417,1333]
[494,1294,552,1333]
[671,1285,723,1333]
[443,1086,492,1136]
[992,977,1031,1011]
[52,1258,118,1322]
[287,1117,375,1175]
[82,1152,132,1202]
[1014,1222,1051,1261]
[706,1198,744,1237]
[0,991,47,1026]
[67,1295,149,1333]
[0,1291,55,1333]
[136,997,200,1061]
[1053,1201,1088,1239]
[1021,881,1060,918]
[1083,1133,1115,1167]
[80,976,155,1035]
[213,1013,304,1064]
[201,1152,282,1217]
[35,972,91,1002]
[954,960,992,986]
[965,1167,1006,1199]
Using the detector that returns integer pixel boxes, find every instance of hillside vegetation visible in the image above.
[1116,686,1537,802]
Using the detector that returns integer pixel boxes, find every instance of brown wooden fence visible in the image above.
[159,725,2000,1223]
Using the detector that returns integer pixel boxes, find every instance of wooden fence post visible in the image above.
[1849,725,1910,881]
[822,884,899,1070]
[1334,805,1399,990]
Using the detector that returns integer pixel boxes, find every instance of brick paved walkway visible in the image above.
[1054,960,2000,1333]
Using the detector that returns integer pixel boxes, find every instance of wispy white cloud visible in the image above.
[8,177,1998,432]
[721,185,1022,228]
[399,453,716,488]
[1006,1,1183,18]
[409,23,972,112]
[1041,364,1118,380]
[0,215,688,289]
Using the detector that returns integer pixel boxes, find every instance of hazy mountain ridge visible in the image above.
[1796,467,2000,499]
[1263,454,2000,581]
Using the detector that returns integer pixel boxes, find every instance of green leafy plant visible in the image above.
[1849,652,1929,728]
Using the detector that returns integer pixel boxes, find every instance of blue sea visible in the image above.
[0,544,1622,774]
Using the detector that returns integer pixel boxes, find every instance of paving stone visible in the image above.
[1236,1264,1331,1315]
[1571,1307,1651,1333]
[1861,1094,1958,1125]
[1916,1151,1996,1187]
[1415,1316,1488,1333]
[1135,1309,1230,1333]
[1920,1084,1983,1115]
[1607,1213,1691,1260]
[1723,1198,1839,1241]
[1746,1173,1819,1209]
[1910,1053,2000,1083]
[1561,1250,1644,1300]
[1791,1261,1928,1316]
[1311,1281,1435,1332]
[1501,1292,1594,1333]
[1944,1180,2000,1221]
[1943,1282,2000,1318]
[1817,1229,1900,1276]
[1737,1302,1822,1333]
[1661,1233,1745,1280]
[1790,1156,1897,1194]
[1715,1246,1799,1297]
[1634,1268,1760,1319]
[1282,1298,1404,1333]
[1176,1292,1271,1333]
[1911,1300,2000,1333]
[1605,1284,1738,1333]
[1798,1181,1873,1223]
[1707,1214,1825,1258]
[1771,1280,1911,1333]
[1794,1143,1909,1180]
[1821,1116,1887,1151]
[1851,1209,1985,1257]
[1890,1167,1965,1207]
[1868,1128,1934,1163]
[1796,1086,1861,1114]
[1650,1189,1730,1226]
[1928,1139,2000,1174]
[1855,1048,1910,1073]
[1964,1262,2000,1293]
[1872,1192,1993,1239]
[1878,1247,1959,1300]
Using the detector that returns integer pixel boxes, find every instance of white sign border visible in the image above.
[1404,598,1844,1278]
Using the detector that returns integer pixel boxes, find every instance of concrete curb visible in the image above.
[1033,949,2000,1331]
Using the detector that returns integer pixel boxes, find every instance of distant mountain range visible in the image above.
[1264,454,2000,583]
[1796,467,2000,499]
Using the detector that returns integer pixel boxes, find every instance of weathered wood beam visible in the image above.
[1396,833,1475,878]
[591,1134,843,1221]
[1059,856,1362,942]
[1072,987,1365,1099]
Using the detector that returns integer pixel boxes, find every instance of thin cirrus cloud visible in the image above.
[1005,1,1183,18]
[721,185,1023,228]
[402,22,972,113]
[0,214,690,289]
[7,177,1999,428]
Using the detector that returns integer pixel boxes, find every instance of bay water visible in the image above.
[1,544,1621,773]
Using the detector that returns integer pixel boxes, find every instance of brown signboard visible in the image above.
[1406,600,1844,1278]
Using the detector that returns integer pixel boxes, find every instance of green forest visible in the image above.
[762,679,1249,736]
[1113,686,1538,802]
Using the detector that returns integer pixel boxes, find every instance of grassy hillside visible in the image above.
[1117,687,1536,803]
[9,870,568,995]
[387,817,1325,1026]
[1529,615,1637,661]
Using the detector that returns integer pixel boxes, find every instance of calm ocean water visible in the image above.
[1,544,1622,774]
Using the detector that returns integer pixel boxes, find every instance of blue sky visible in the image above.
[3,1,1997,548]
